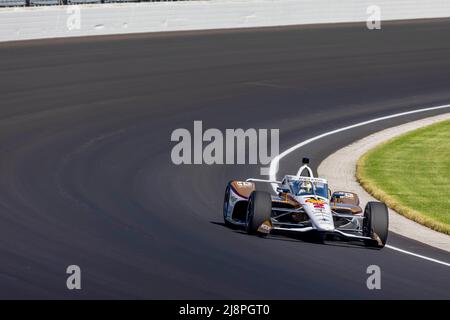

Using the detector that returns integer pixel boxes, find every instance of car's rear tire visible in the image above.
[363,201,389,248]
[245,191,272,235]
[223,182,234,227]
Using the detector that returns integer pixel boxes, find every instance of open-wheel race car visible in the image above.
[223,158,389,248]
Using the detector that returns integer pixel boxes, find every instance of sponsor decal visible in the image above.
[335,192,354,198]
[230,194,239,205]
[305,198,326,209]
[257,221,272,234]
[236,181,253,187]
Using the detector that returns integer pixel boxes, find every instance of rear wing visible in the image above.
[246,178,281,184]
[283,175,328,184]
[247,177,328,184]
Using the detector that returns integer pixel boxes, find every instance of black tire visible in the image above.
[363,201,389,248]
[223,182,233,227]
[245,191,272,235]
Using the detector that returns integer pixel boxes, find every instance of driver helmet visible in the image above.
[299,181,313,194]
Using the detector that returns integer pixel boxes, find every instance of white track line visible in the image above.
[385,245,450,267]
[268,104,450,266]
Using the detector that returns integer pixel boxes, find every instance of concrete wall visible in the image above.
[1,0,450,42]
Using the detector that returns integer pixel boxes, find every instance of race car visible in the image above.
[223,158,389,248]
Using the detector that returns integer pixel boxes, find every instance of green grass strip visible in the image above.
[357,119,450,235]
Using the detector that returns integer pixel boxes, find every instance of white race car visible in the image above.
[223,158,389,248]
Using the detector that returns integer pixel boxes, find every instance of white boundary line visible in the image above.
[385,245,450,267]
[268,104,450,266]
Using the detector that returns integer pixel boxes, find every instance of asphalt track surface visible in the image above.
[0,19,450,299]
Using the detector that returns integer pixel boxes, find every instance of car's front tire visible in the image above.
[245,191,272,235]
[363,201,389,248]
[223,182,234,227]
